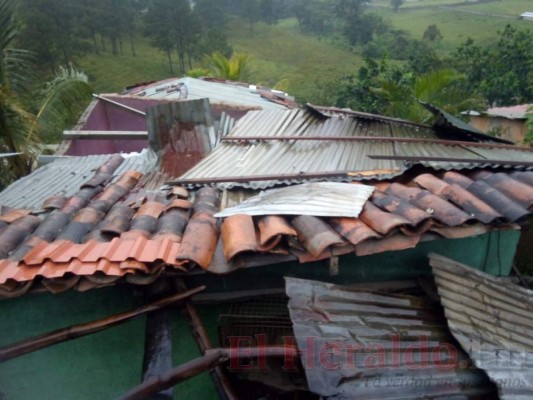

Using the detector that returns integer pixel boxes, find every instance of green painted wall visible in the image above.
[0,230,521,399]
[190,229,521,292]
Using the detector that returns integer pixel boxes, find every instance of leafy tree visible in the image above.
[294,0,335,36]
[453,25,533,106]
[373,69,486,123]
[390,0,404,12]
[17,0,88,69]
[0,0,92,183]
[144,0,199,75]
[423,24,442,42]
[331,57,405,113]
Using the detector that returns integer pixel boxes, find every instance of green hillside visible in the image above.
[76,0,532,102]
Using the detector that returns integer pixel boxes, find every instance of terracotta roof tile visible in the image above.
[1,155,532,296]
[221,214,257,261]
[359,202,411,235]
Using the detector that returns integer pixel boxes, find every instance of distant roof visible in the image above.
[486,104,533,120]
[111,77,297,110]
[0,152,156,210]
[177,106,533,190]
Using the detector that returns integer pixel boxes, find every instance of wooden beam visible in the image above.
[63,130,148,139]
[0,286,205,362]
[118,346,299,400]
[184,301,239,400]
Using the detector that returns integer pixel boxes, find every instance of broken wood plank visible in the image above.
[118,346,299,400]
[0,285,205,362]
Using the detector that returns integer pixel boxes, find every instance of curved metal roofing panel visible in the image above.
[430,253,533,400]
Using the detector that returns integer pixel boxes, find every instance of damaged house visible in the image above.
[0,98,532,399]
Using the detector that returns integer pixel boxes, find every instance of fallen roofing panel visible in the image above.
[214,182,375,218]
[430,253,533,400]
[285,277,498,399]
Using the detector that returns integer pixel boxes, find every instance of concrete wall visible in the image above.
[470,115,527,143]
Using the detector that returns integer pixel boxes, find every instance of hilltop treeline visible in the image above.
[15,0,409,73]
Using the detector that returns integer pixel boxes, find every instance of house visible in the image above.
[520,12,533,21]
[469,104,532,144]
[58,77,297,157]
[0,99,532,399]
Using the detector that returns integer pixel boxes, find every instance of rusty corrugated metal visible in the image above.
[430,253,533,400]
[285,277,498,399]
[179,108,533,189]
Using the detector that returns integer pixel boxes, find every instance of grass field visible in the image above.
[76,0,532,102]
[77,18,363,102]
[373,4,532,53]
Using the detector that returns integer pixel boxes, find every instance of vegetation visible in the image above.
[0,0,92,188]
[8,0,533,130]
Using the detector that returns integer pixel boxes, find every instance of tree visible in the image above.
[0,0,92,183]
[207,52,250,81]
[390,0,404,12]
[373,69,486,123]
[423,24,442,42]
[294,0,335,36]
[453,25,533,106]
[331,57,405,114]
[17,0,88,70]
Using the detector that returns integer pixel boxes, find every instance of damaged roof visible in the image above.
[114,77,297,110]
[430,253,533,400]
[178,107,533,190]
[285,277,499,399]
[2,152,531,297]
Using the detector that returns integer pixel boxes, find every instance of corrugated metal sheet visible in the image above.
[118,77,290,110]
[285,277,498,399]
[181,109,405,189]
[0,151,156,210]
[214,182,375,218]
[430,253,533,400]
[180,108,533,189]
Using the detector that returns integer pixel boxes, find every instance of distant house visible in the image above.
[469,103,532,143]
[520,12,533,21]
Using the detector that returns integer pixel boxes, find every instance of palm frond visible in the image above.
[30,66,92,144]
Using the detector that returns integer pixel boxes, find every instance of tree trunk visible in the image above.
[167,50,174,75]
[101,34,106,52]
[92,32,99,55]
[119,34,123,55]
[129,32,136,57]
[110,36,118,56]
